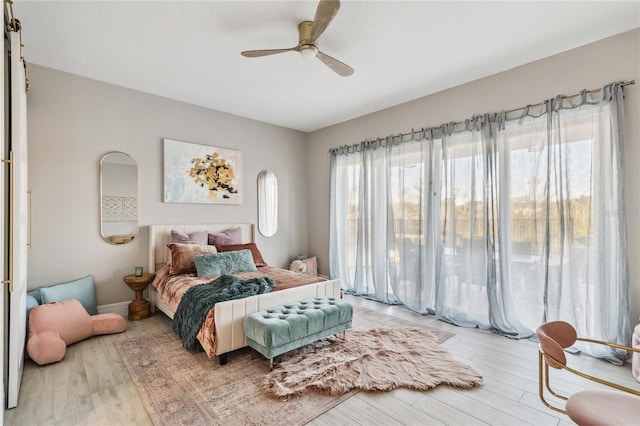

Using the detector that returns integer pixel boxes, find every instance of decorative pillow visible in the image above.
[27,288,42,304]
[167,243,218,275]
[289,259,307,274]
[27,290,42,328]
[27,298,126,365]
[26,294,40,326]
[40,275,98,315]
[193,250,258,277]
[208,227,242,249]
[300,256,318,277]
[170,230,208,246]
[218,242,267,267]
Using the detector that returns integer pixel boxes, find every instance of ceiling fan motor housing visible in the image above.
[298,21,314,43]
[298,21,318,57]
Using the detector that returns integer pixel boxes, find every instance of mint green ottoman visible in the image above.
[243,297,353,369]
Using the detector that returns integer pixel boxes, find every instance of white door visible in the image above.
[1,7,7,418]
[7,30,28,410]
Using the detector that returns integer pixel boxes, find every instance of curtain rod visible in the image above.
[334,80,635,149]
[503,80,635,115]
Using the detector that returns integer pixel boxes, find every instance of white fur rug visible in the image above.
[263,327,482,398]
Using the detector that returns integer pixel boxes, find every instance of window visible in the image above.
[331,86,629,360]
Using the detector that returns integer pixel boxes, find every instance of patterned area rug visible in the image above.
[114,305,454,426]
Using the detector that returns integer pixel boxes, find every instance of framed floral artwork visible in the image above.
[163,138,242,204]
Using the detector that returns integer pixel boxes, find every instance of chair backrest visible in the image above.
[536,321,578,369]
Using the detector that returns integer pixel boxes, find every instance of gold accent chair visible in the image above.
[536,321,640,425]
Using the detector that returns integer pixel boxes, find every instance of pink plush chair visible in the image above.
[27,298,126,365]
[566,389,640,426]
[536,321,640,425]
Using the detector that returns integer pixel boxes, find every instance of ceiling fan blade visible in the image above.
[241,47,297,57]
[316,51,353,77]
[309,0,340,43]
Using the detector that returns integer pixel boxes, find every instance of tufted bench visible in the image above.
[243,297,353,369]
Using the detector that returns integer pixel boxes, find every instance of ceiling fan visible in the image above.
[241,0,354,77]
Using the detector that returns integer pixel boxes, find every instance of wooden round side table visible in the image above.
[123,272,155,321]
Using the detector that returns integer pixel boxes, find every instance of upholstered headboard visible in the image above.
[148,224,254,273]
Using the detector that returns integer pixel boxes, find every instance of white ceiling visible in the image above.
[12,1,640,133]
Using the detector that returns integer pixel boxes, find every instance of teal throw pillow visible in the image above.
[40,275,98,315]
[26,294,39,319]
[27,288,42,304]
[194,250,257,277]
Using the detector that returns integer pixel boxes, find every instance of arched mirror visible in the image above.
[258,170,278,237]
[100,152,138,244]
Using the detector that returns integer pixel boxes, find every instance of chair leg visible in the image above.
[269,358,273,371]
[538,350,567,414]
[544,361,568,401]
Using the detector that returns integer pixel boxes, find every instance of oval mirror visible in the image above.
[258,170,278,237]
[100,152,139,244]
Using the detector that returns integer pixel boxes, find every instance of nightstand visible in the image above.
[123,272,155,320]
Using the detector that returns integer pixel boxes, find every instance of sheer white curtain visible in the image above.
[330,83,630,359]
[329,136,439,308]
[488,91,630,356]
[386,134,440,312]
[330,141,396,303]
[438,117,495,329]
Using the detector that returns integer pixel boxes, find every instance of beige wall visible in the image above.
[26,29,640,322]
[307,29,640,323]
[27,65,309,306]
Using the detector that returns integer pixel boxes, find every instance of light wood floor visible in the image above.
[4,295,638,425]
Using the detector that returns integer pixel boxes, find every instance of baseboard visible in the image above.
[97,301,128,317]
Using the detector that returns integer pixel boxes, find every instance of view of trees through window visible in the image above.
[345,138,593,262]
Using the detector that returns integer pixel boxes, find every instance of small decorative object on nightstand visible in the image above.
[123,272,155,320]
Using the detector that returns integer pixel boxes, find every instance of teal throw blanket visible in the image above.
[171,274,275,353]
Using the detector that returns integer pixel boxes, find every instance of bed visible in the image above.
[147,223,341,364]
